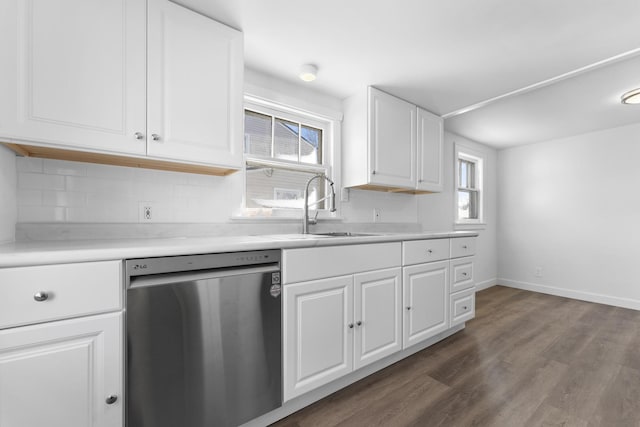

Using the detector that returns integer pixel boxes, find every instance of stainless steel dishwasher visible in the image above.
[125,250,282,427]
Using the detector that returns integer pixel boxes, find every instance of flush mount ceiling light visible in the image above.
[299,64,318,82]
[621,88,640,104]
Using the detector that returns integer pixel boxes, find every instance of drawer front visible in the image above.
[283,242,401,284]
[450,289,475,327]
[0,261,122,329]
[450,237,476,258]
[450,257,474,294]
[402,238,450,266]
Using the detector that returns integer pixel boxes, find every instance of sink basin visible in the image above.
[311,232,377,237]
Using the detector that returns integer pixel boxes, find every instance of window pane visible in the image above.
[300,125,322,164]
[244,110,272,157]
[246,165,327,210]
[457,190,478,220]
[459,160,475,189]
[274,118,300,162]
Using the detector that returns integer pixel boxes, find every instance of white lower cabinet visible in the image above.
[0,312,123,427]
[283,268,401,401]
[402,260,449,349]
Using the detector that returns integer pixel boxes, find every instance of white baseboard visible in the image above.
[475,277,497,291]
[498,278,640,311]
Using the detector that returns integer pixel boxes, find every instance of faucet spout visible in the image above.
[303,174,336,234]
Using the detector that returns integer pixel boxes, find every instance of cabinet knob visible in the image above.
[406,306,411,311]
[427,249,433,254]
[356,321,362,326]
[462,272,468,277]
[134,132,144,140]
[151,134,161,141]
[418,179,423,183]
[463,306,468,310]
[462,245,468,249]
[348,323,354,329]
[33,292,49,302]
[105,395,118,405]
[372,170,376,175]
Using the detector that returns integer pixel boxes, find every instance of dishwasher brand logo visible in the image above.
[133,264,148,270]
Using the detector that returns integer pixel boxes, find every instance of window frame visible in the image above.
[454,143,485,226]
[241,96,338,219]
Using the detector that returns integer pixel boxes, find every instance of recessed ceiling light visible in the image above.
[621,88,640,104]
[299,64,318,82]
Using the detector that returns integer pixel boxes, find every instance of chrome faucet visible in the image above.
[302,174,336,234]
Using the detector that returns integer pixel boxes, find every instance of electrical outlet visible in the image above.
[535,267,543,278]
[341,187,350,202]
[373,208,380,222]
[139,202,155,222]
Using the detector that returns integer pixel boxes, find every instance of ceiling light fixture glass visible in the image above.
[621,88,640,104]
[299,64,318,82]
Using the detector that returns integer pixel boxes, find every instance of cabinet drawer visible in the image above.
[283,243,401,284]
[402,238,450,266]
[450,257,474,294]
[0,261,122,329]
[450,237,476,258]
[450,289,475,327]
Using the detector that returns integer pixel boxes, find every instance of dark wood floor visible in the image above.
[272,285,640,427]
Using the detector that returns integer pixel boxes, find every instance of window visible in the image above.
[455,144,484,225]
[243,100,334,213]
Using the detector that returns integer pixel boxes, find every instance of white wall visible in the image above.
[0,145,17,243]
[419,132,498,290]
[498,122,640,309]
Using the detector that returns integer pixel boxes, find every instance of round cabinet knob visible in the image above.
[151,134,160,141]
[348,323,354,329]
[463,306,468,310]
[462,272,468,277]
[427,249,433,254]
[356,321,362,326]
[134,132,144,140]
[372,170,376,175]
[406,306,412,311]
[105,395,118,405]
[462,245,468,249]
[33,292,49,302]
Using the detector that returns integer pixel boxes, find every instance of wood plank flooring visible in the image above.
[271,286,640,427]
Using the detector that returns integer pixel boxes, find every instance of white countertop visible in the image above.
[0,231,478,268]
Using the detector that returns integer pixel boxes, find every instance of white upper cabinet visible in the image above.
[0,0,243,174]
[417,107,444,192]
[147,0,243,167]
[368,88,417,188]
[0,0,147,155]
[343,87,443,193]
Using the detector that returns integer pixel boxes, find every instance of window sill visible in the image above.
[454,222,486,231]
[231,208,341,222]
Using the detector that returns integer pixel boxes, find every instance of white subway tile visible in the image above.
[66,176,134,197]
[18,173,65,191]
[18,206,66,222]
[42,191,87,207]
[17,189,42,206]
[16,157,43,173]
[43,159,87,176]
[85,162,134,180]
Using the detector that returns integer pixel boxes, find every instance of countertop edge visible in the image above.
[0,231,479,268]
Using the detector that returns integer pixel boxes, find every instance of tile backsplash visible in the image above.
[17,157,241,223]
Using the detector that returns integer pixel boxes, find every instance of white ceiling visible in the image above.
[176,0,640,148]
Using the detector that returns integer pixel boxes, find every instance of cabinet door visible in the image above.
[353,268,402,370]
[403,261,449,349]
[147,0,243,168]
[0,312,123,427]
[0,0,146,155]
[416,108,443,192]
[283,276,353,401]
[368,87,416,188]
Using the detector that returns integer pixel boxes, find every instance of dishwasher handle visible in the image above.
[128,264,280,289]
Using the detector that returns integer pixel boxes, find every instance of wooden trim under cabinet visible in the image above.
[348,184,434,195]
[2,142,239,176]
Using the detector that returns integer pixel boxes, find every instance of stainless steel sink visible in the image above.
[310,232,377,237]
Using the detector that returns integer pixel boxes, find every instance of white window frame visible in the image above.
[240,95,339,220]
[454,143,485,227]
